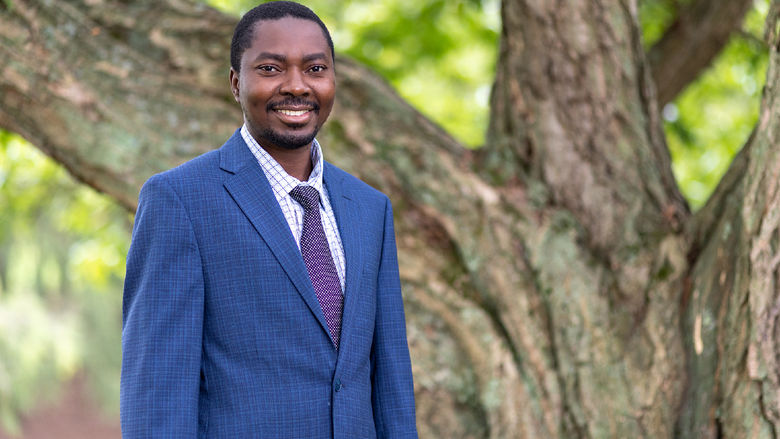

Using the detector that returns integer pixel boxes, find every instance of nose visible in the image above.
[279,68,310,96]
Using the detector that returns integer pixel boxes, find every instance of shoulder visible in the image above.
[136,152,219,217]
[147,150,220,189]
[323,162,390,206]
[140,130,243,198]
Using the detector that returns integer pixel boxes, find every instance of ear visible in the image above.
[229,67,240,102]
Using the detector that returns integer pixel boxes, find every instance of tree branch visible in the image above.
[647,0,754,106]
[0,0,239,209]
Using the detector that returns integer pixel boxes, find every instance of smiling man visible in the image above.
[120,2,418,438]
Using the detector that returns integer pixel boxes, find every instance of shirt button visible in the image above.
[335,379,342,392]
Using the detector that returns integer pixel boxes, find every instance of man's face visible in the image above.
[230,17,335,151]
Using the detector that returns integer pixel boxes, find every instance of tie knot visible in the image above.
[290,185,320,211]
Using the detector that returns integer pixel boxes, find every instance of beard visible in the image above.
[259,124,320,150]
[254,97,323,150]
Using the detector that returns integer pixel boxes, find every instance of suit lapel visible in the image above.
[219,132,331,339]
[324,163,364,355]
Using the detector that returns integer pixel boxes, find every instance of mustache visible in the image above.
[267,98,320,111]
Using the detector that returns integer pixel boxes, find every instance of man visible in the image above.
[120,2,418,437]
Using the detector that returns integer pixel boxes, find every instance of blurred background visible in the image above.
[0,0,770,436]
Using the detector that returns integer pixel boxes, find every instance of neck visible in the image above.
[265,144,314,181]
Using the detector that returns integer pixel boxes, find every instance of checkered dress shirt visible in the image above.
[241,125,346,290]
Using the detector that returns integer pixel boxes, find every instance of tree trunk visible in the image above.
[1,0,778,437]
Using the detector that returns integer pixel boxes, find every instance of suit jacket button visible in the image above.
[335,379,342,392]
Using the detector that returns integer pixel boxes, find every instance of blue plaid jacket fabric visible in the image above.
[120,130,418,438]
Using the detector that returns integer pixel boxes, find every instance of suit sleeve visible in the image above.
[121,175,204,437]
[371,197,418,438]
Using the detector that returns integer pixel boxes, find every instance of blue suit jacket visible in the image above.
[121,130,417,438]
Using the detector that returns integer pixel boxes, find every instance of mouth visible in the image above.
[271,104,318,126]
[275,109,311,117]
[268,99,319,114]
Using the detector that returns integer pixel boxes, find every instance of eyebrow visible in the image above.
[302,53,328,63]
[254,52,286,63]
[253,52,329,64]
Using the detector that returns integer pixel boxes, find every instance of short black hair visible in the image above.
[230,1,335,72]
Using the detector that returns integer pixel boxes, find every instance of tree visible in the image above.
[0,0,777,437]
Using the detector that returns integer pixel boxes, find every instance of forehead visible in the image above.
[245,17,330,58]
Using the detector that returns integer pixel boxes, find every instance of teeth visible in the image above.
[277,109,309,116]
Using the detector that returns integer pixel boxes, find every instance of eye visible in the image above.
[257,65,280,74]
[308,65,327,73]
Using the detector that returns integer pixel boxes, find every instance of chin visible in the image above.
[262,127,319,150]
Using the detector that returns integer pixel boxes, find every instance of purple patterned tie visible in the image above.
[289,185,343,348]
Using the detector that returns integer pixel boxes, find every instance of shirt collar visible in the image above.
[240,124,325,202]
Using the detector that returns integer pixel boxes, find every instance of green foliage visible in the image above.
[0,133,127,432]
[639,0,693,48]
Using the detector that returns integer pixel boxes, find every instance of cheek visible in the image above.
[243,81,272,103]
[319,83,336,114]
[318,100,334,123]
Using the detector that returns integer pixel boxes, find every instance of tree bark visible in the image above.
[1,0,779,437]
